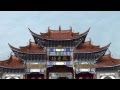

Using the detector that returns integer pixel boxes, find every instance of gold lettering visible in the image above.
[57,45,62,49]
[27,64,45,69]
[53,56,56,61]
[58,56,61,61]
[51,57,54,60]
[63,56,67,61]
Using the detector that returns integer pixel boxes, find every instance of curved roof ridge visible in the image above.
[75,43,110,53]
[9,43,46,54]
[29,27,90,40]
[0,55,25,69]
[95,51,120,67]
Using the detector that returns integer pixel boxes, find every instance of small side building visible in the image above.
[0,55,25,79]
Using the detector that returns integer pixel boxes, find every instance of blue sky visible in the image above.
[0,11,120,60]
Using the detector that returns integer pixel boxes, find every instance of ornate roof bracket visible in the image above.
[29,27,90,40]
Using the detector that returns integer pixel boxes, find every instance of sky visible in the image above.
[0,11,120,60]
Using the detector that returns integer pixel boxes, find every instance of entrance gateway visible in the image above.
[47,65,74,79]
[49,72,72,79]
[25,72,44,79]
[1,26,120,79]
[76,72,94,79]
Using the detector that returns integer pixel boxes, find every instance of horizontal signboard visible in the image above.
[27,64,45,69]
[47,61,73,66]
[49,48,71,52]
[30,69,40,72]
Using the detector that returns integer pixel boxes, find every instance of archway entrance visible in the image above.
[104,76,112,79]
[5,77,20,79]
[57,77,69,79]
[47,65,74,79]
[76,72,94,79]
[25,72,44,79]
[100,76,115,79]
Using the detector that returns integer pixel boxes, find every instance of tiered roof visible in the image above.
[1,27,120,70]
[75,53,120,68]
[9,41,46,54]
[0,55,25,69]
[95,53,120,67]
[74,40,111,53]
[29,27,90,40]
[19,41,45,53]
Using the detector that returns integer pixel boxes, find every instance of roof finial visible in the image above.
[48,26,50,36]
[29,39,32,44]
[48,26,50,31]
[108,49,111,57]
[70,26,72,31]
[89,38,92,45]
[89,38,91,42]
[9,52,13,59]
[10,52,12,55]
[29,39,32,49]
[29,39,31,43]
[59,25,61,31]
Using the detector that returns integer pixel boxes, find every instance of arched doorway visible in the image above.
[25,72,44,79]
[5,77,20,79]
[57,77,69,79]
[46,65,74,79]
[100,76,115,79]
[104,76,112,79]
[76,72,94,79]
